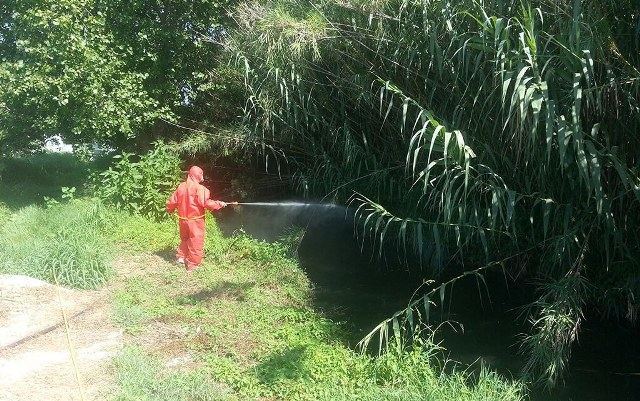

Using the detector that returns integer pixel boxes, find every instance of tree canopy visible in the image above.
[0,0,237,152]
[0,0,168,151]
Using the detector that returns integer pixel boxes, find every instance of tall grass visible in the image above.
[229,0,640,384]
[0,202,9,222]
[0,199,112,289]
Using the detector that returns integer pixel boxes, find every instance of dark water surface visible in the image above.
[217,204,640,401]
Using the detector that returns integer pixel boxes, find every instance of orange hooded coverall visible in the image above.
[166,166,226,271]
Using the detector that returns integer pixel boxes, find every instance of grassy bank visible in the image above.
[109,217,525,401]
[0,153,112,288]
[0,153,97,209]
[0,199,113,288]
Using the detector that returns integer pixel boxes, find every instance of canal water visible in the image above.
[218,203,640,401]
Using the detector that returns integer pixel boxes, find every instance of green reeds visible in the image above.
[230,0,640,384]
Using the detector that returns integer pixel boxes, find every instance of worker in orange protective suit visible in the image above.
[166,166,235,272]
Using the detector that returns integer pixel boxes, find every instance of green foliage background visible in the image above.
[0,0,241,152]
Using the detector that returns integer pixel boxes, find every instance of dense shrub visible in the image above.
[94,142,182,220]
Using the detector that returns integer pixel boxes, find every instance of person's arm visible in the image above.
[166,188,179,214]
[201,187,226,211]
[206,199,226,211]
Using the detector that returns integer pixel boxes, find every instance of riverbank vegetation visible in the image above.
[230,0,640,385]
[110,209,525,401]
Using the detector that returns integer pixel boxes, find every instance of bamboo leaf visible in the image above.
[585,141,603,214]
[401,97,410,134]
[506,189,516,226]
[423,295,431,324]
[558,116,568,167]
[543,199,552,239]
[433,224,442,268]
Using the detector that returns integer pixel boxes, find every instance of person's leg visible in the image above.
[185,219,205,271]
[176,221,189,263]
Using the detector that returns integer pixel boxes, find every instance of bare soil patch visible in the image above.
[0,275,122,401]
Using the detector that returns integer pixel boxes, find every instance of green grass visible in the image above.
[113,346,235,401]
[109,212,179,253]
[0,201,10,222]
[0,199,112,289]
[111,217,526,401]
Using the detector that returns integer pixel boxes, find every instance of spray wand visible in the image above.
[230,202,326,207]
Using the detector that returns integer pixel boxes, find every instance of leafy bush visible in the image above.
[0,199,111,289]
[94,142,182,219]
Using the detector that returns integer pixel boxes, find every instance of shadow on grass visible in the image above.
[0,153,105,209]
[177,281,256,304]
[155,246,176,264]
[255,345,309,383]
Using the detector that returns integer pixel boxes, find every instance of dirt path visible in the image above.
[0,254,154,401]
[0,252,180,401]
